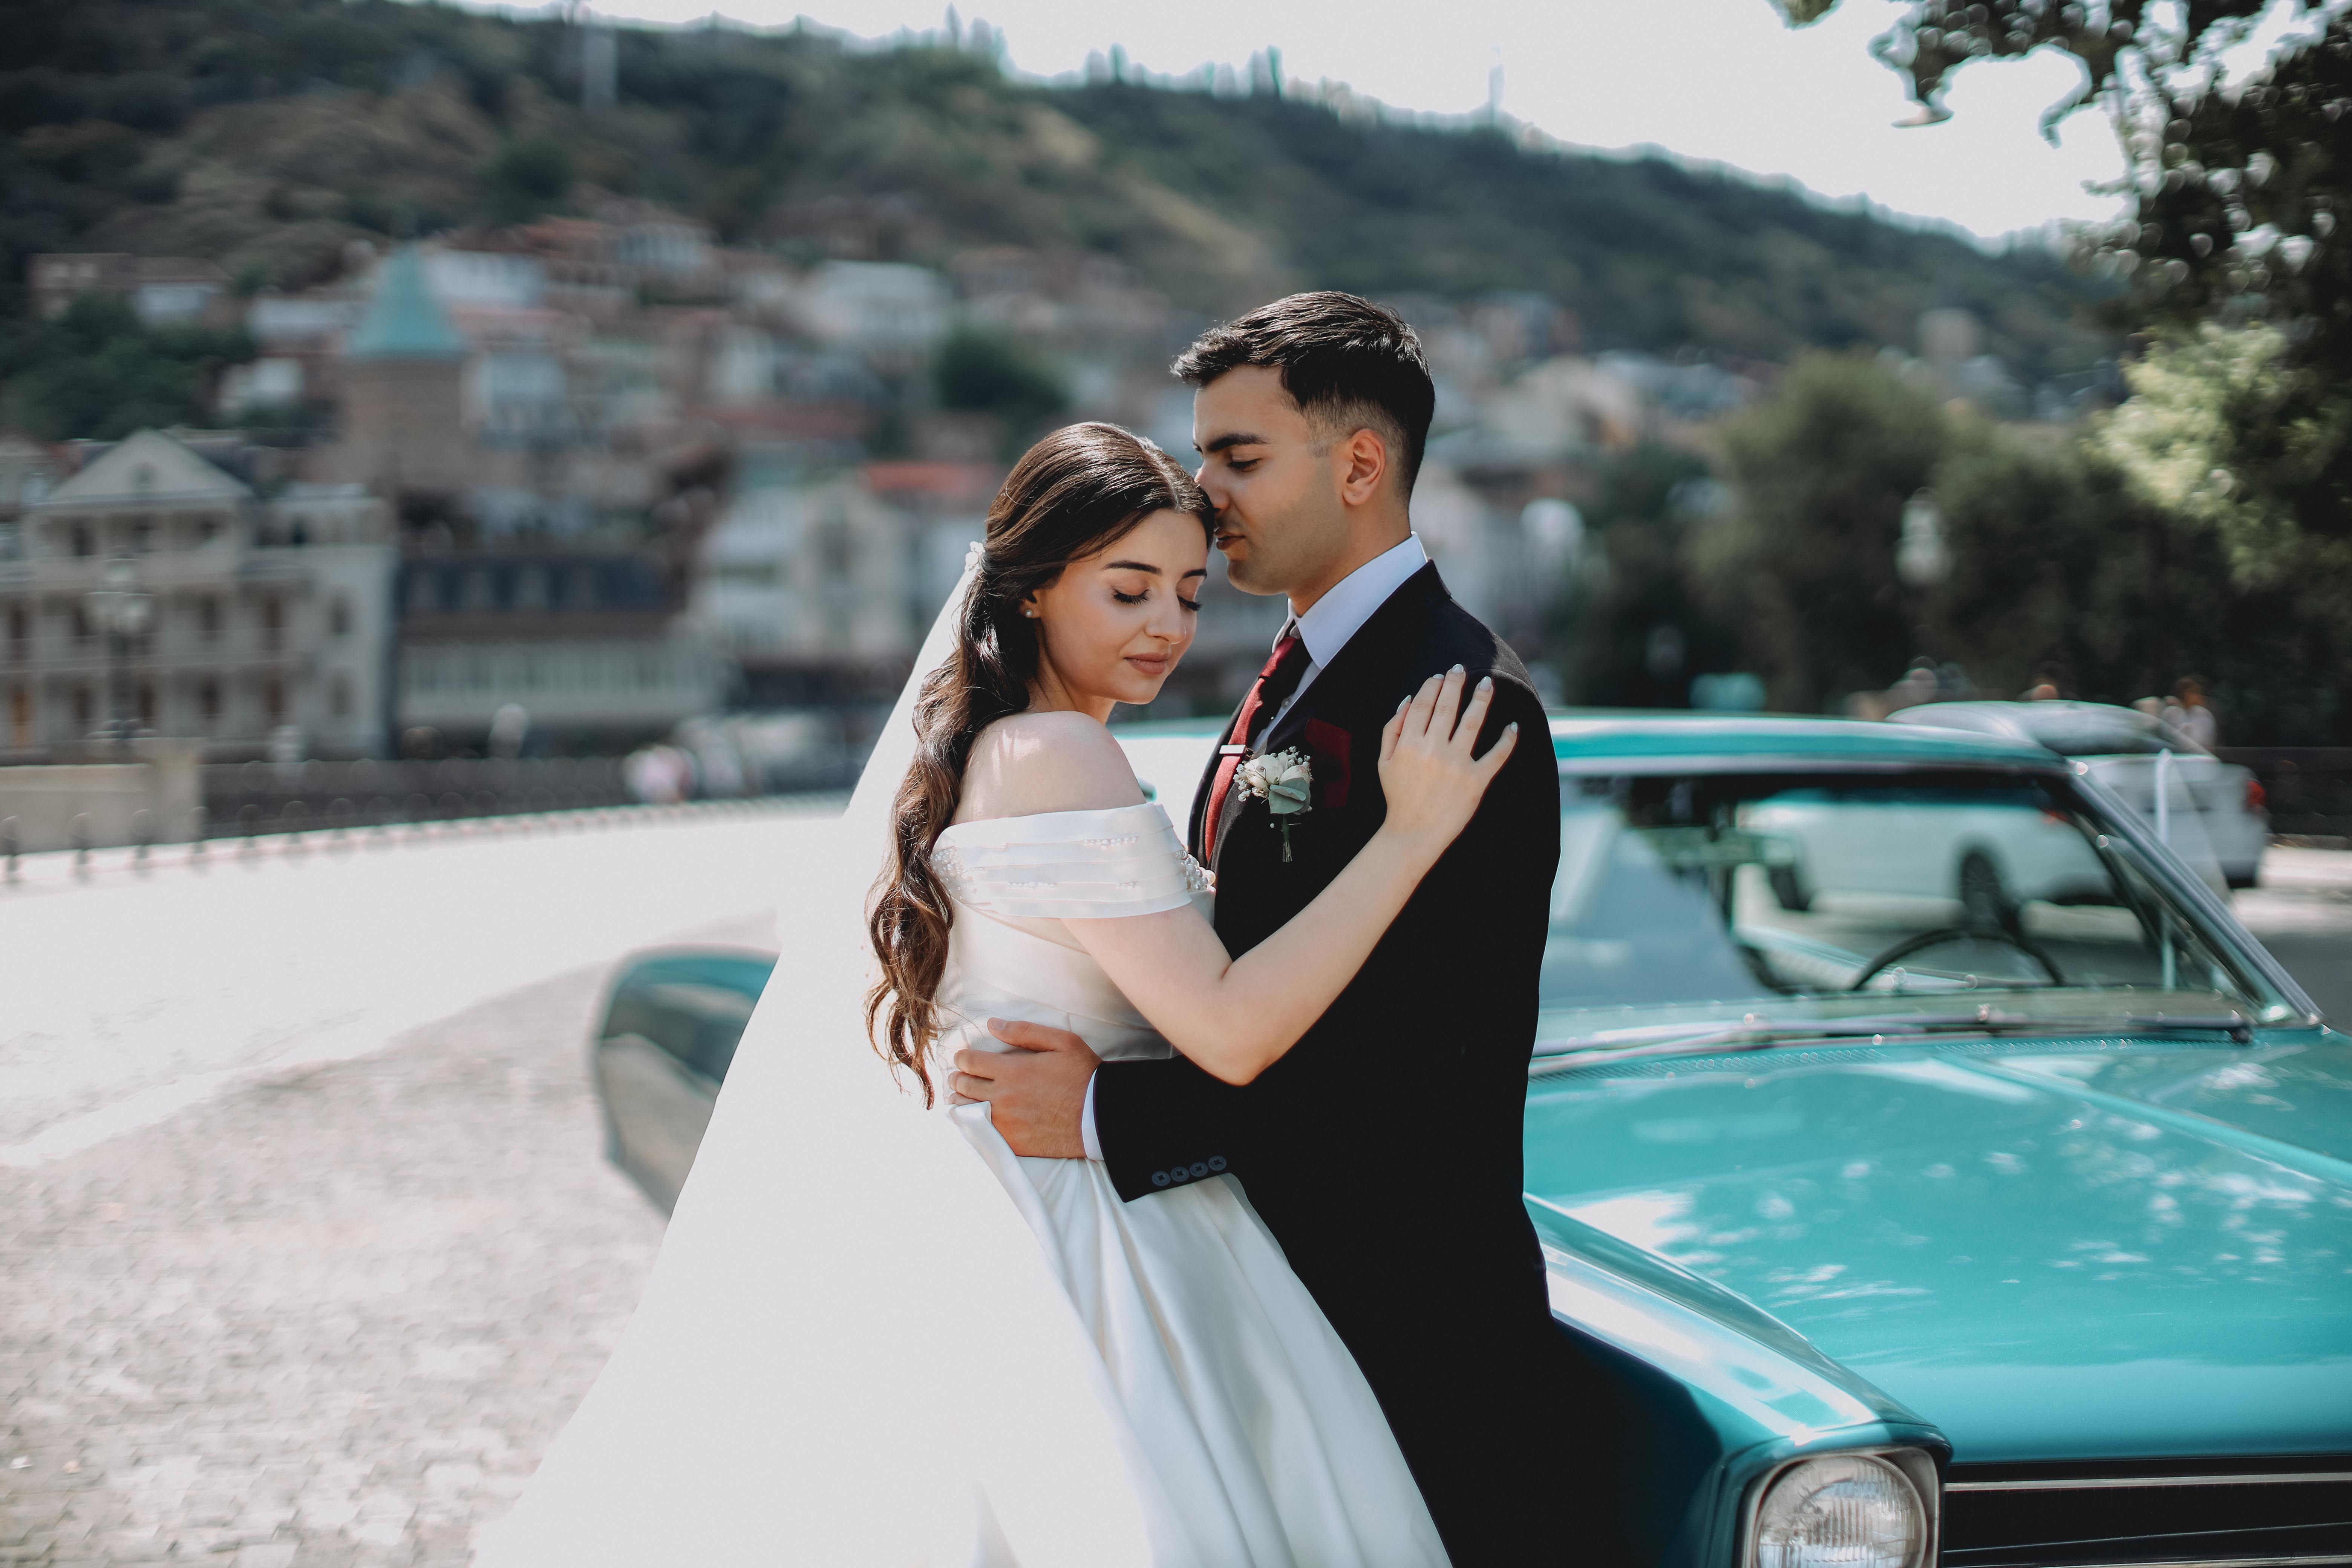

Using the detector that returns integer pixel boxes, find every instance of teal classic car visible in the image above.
[1525,713,2347,1568]
[591,712,2351,1567]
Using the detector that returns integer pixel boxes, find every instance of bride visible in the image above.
[477,423,1515,1567]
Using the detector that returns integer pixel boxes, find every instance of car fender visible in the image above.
[1529,1200,1949,1565]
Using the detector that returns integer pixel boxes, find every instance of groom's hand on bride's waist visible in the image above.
[950,1021,1098,1159]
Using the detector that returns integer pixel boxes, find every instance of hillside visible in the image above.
[0,0,2110,379]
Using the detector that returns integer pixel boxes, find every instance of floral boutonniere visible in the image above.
[1236,747,1313,861]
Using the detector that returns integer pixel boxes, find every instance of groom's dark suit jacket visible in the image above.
[1092,563,1588,1564]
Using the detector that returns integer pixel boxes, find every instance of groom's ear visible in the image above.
[1334,426,1390,510]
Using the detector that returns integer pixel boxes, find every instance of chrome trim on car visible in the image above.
[1554,753,2062,778]
[1947,1473,2352,1493]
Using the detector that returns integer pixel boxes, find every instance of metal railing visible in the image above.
[2,789,846,886]
[202,757,634,834]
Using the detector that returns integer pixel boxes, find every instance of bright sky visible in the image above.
[546,0,2150,241]
[524,0,2339,242]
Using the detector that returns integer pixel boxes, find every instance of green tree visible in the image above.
[934,328,1067,444]
[0,293,253,440]
[1559,444,1742,707]
[2092,322,2352,583]
[1774,0,2352,736]
[1926,427,2231,703]
[2086,323,2352,737]
[489,133,573,220]
[1698,352,1949,710]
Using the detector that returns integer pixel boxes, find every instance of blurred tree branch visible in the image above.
[1776,2,2351,378]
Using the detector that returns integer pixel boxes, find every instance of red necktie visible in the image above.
[1202,631,1310,865]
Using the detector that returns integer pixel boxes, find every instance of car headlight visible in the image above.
[1753,1453,1928,1568]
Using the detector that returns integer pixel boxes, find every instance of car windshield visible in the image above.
[1539,766,2297,1054]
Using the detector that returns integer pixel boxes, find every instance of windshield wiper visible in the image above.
[1530,1005,2253,1075]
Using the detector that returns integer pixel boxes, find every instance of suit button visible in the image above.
[1207,1156,1227,1172]
[1188,1162,1210,1178]
[1151,1171,1171,1188]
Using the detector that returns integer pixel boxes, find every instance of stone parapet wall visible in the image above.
[0,738,203,852]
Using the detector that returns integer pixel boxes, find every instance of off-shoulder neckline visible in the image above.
[935,802,1172,843]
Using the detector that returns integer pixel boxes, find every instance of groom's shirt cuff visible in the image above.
[1080,1070,1103,1161]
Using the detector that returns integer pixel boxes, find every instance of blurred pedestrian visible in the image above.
[2163,677,2219,749]
[621,744,694,804]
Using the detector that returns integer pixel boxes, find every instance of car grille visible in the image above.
[1942,1456,2352,1567]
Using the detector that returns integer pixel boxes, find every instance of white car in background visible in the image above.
[1889,701,2268,889]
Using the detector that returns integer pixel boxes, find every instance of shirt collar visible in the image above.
[1283,534,1428,668]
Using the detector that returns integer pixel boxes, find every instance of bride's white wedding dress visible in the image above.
[930,803,1448,1567]
[474,555,1442,1568]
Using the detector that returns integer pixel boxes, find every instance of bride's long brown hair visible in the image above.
[865,423,1214,1100]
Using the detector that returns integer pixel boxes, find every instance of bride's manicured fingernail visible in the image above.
[1450,663,1465,675]
[1478,677,1492,691]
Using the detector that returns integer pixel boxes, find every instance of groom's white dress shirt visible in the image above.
[1079,533,1430,1160]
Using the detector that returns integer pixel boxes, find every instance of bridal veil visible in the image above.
[475,556,1159,1566]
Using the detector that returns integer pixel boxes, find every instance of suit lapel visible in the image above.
[1260,563,1446,755]
[1190,564,1450,871]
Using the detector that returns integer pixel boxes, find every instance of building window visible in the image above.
[129,519,152,554]
[818,521,853,579]
[407,573,439,613]
[72,686,92,730]
[463,570,496,611]
[6,608,24,661]
[263,680,285,726]
[328,596,351,638]
[515,566,548,611]
[136,683,155,726]
[197,517,220,547]
[329,674,351,717]
[9,687,29,747]
[71,524,92,558]
[70,605,92,645]
[568,567,600,609]
[198,680,221,726]
[260,597,283,653]
[198,598,221,640]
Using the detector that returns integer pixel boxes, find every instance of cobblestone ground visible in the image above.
[0,920,766,1567]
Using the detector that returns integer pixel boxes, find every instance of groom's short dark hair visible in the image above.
[1172,292,1436,496]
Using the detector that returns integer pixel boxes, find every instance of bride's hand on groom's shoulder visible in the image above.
[950,1020,1100,1158]
[1376,665,1519,857]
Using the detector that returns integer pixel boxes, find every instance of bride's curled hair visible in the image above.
[866,423,1214,1099]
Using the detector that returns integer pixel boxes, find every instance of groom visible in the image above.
[955,293,1592,1563]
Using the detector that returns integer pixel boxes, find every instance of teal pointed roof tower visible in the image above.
[345,245,466,361]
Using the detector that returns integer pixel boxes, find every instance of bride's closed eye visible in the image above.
[1111,586,1200,612]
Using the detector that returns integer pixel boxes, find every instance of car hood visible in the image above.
[1523,1028,2352,1464]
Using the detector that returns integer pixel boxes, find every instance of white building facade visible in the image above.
[1,431,395,756]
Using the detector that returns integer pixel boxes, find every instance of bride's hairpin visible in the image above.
[964,540,987,573]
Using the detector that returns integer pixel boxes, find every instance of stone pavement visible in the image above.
[0,917,764,1567]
